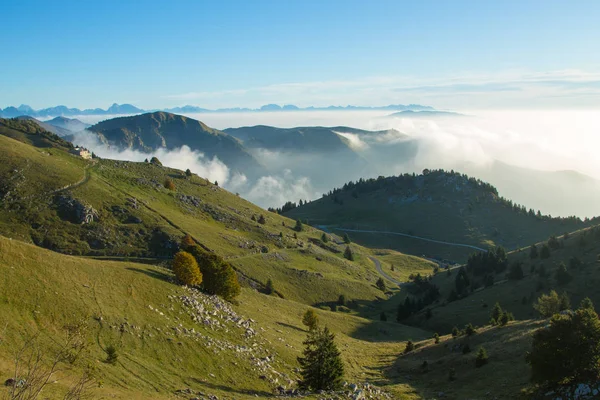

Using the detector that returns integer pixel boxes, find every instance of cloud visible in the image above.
[333,131,369,150]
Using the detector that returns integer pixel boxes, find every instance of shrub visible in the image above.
[294,220,303,232]
[185,168,192,177]
[258,215,266,224]
[338,294,346,306]
[376,277,386,292]
[180,234,195,250]
[404,340,414,353]
[343,233,351,244]
[172,251,203,286]
[433,333,440,344]
[534,290,570,317]
[499,311,514,326]
[451,326,459,338]
[526,306,600,385]
[475,347,489,368]
[164,178,176,191]
[105,345,118,365]
[321,233,329,243]
[302,309,319,331]
[344,246,354,261]
[465,323,476,336]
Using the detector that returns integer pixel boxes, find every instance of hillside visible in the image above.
[45,116,90,133]
[87,112,264,176]
[283,170,596,262]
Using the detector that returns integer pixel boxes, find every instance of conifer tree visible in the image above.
[343,233,351,244]
[490,302,503,325]
[376,277,386,292]
[265,278,275,295]
[321,233,329,243]
[294,219,303,232]
[302,309,319,331]
[475,347,489,368]
[344,246,354,261]
[298,327,345,392]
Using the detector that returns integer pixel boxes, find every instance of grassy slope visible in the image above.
[0,236,432,399]
[284,172,592,262]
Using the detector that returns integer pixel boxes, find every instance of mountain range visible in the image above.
[0,103,436,118]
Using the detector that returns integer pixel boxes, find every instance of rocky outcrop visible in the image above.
[55,194,98,224]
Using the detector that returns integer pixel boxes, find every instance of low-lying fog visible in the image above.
[72,110,600,218]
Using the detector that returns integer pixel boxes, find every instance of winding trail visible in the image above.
[331,227,488,252]
[368,256,404,288]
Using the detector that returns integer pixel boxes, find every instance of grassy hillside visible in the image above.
[284,170,596,262]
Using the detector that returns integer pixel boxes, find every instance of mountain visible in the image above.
[0,103,437,118]
[282,170,597,262]
[14,115,73,137]
[45,116,91,133]
[87,112,264,175]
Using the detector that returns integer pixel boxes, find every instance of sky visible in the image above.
[1,0,600,110]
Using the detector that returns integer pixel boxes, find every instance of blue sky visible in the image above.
[1,0,600,110]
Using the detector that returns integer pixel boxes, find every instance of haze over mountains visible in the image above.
[0,103,435,118]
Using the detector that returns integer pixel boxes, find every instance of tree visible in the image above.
[380,312,387,321]
[475,347,489,368]
[465,323,476,336]
[499,311,514,326]
[302,309,319,331]
[530,244,539,259]
[185,168,192,177]
[265,278,275,295]
[580,297,595,311]
[297,327,345,391]
[526,307,600,385]
[172,251,203,286]
[321,233,329,243]
[294,219,303,232]
[540,244,551,259]
[150,156,162,166]
[214,180,218,186]
[344,246,354,261]
[404,340,414,353]
[180,234,195,250]
[391,264,395,272]
[490,302,503,325]
[105,345,118,365]
[555,263,572,286]
[376,277,386,292]
[258,215,266,224]
[534,290,569,318]
[337,294,346,306]
[433,333,440,344]
[508,262,524,280]
[451,326,459,338]
[189,247,240,300]
[164,178,176,191]
[343,233,351,244]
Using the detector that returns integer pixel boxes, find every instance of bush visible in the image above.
[294,220,303,232]
[172,251,203,286]
[526,306,600,385]
[343,233,351,244]
[451,326,459,338]
[180,234,195,250]
[433,333,440,344]
[185,168,192,177]
[465,323,476,336]
[105,345,118,365]
[164,178,176,191]
[258,215,266,224]
[376,277,386,292]
[344,246,354,261]
[499,311,514,326]
[475,347,489,368]
[534,290,570,318]
[321,233,329,243]
[404,340,414,353]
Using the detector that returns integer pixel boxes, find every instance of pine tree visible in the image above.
[376,277,386,292]
[490,302,503,325]
[343,233,351,244]
[302,309,319,331]
[338,294,346,306]
[433,333,440,344]
[530,244,539,259]
[321,233,329,243]
[185,168,192,177]
[465,323,476,336]
[297,327,345,391]
[344,246,354,261]
[580,297,595,310]
[265,278,275,295]
[404,340,414,353]
[475,347,489,367]
[172,251,203,286]
[294,219,303,232]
